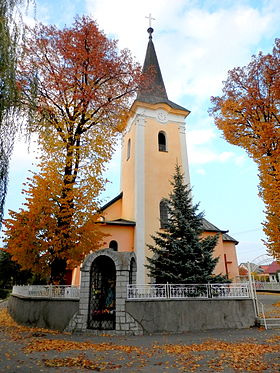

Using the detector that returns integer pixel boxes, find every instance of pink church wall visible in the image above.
[200,231,238,280]
[201,231,227,276]
[223,241,239,280]
[99,224,134,253]
[102,198,122,221]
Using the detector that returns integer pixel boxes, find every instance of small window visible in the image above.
[109,240,118,251]
[160,199,168,229]
[158,131,167,152]
[127,139,131,160]
[129,258,137,284]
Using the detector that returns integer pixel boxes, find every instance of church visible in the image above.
[72,26,239,286]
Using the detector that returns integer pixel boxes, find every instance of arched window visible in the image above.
[129,258,137,285]
[109,240,118,251]
[158,131,167,152]
[159,199,168,229]
[127,139,131,160]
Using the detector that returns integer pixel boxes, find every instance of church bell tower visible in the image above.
[120,27,191,283]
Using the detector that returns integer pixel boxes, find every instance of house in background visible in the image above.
[238,261,280,282]
[238,262,269,282]
[260,261,280,282]
[71,27,239,286]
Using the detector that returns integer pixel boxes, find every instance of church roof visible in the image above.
[136,28,190,114]
[202,218,238,244]
[99,194,238,243]
[100,192,123,211]
[201,218,227,233]
[222,233,239,245]
[103,219,136,226]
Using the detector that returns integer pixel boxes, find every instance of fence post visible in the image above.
[207,284,212,298]
[166,283,170,299]
[247,262,258,316]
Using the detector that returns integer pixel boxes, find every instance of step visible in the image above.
[257,317,280,329]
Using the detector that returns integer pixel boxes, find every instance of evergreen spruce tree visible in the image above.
[146,164,228,284]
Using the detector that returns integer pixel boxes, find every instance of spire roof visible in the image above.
[136,28,189,113]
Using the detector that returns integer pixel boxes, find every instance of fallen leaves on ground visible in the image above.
[266,335,280,343]
[43,354,122,371]
[0,308,60,336]
[154,339,280,372]
[25,338,141,354]
[270,302,280,318]
[1,307,280,372]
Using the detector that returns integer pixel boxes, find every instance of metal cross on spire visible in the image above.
[145,13,155,28]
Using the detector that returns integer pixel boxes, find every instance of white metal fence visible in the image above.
[12,285,80,299]
[12,283,254,300]
[254,282,280,291]
[127,283,250,300]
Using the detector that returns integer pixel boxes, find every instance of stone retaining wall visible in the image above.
[8,294,256,334]
[8,295,79,331]
[126,298,256,334]
[7,249,256,335]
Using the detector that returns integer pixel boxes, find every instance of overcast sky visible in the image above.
[4,0,280,264]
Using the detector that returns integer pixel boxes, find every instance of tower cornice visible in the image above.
[130,99,190,119]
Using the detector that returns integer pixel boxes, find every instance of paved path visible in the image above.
[0,299,8,309]
[1,306,280,372]
[1,294,280,372]
[257,292,280,309]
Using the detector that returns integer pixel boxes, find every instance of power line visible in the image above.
[233,228,262,235]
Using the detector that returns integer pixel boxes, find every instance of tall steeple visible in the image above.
[121,25,191,284]
[137,27,168,102]
[136,27,189,113]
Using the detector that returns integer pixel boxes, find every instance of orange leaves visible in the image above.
[7,16,144,281]
[24,338,140,354]
[33,338,279,372]
[19,16,142,136]
[2,158,107,280]
[1,306,280,372]
[157,339,280,372]
[210,38,280,159]
[0,308,59,337]
[209,39,280,258]
[43,355,122,370]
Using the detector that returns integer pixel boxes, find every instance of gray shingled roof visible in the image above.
[202,218,238,244]
[222,233,239,245]
[99,194,238,244]
[136,30,189,114]
[103,219,136,226]
[201,218,227,233]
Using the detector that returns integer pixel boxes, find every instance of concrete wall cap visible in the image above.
[81,249,136,272]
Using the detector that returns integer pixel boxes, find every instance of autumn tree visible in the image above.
[3,16,143,282]
[146,165,228,284]
[209,39,280,259]
[0,0,29,224]
[3,157,107,282]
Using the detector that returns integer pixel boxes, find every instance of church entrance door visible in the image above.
[88,255,116,330]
